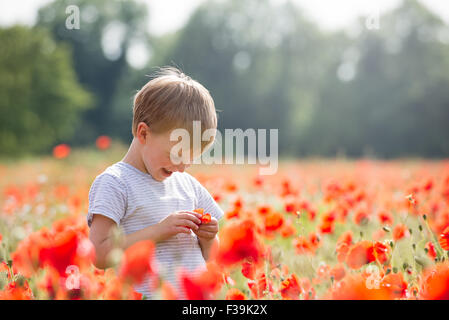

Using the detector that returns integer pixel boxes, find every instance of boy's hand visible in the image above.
[193,217,218,240]
[157,210,202,241]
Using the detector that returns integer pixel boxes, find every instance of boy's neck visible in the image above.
[121,138,149,175]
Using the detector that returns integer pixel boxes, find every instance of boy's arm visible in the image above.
[198,235,219,262]
[89,211,202,269]
[89,214,163,269]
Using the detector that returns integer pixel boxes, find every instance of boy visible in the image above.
[87,67,224,299]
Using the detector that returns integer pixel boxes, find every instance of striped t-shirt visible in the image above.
[87,161,224,299]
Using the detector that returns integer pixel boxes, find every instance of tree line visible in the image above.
[1,0,448,158]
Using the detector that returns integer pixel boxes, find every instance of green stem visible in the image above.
[422,216,445,260]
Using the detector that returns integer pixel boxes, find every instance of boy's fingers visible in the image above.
[198,222,218,231]
[179,210,202,218]
[178,219,199,230]
[176,226,192,234]
[180,213,201,224]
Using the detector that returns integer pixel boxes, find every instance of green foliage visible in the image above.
[36,0,150,145]
[4,0,449,158]
[0,25,91,157]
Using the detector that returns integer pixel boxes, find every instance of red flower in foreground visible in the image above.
[53,144,70,159]
[263,211,284,232]
[380,273,408,299]
[439,226,449,251]
[426,241,437,260]
[280,273,301,300]
[225,288,247,300]
[330,264,346,281]
[392,224,410,241]
[96,135,111,150]
[248,272,272,299]
[214,219,265,267]
[325,274,396,300]
[346,241,373,270]
[39,229,81,276]
[119,240,156,285]
[420,262,449,299]
[194,208,211,224]
[0,281,34,300]
[201,213,211,224]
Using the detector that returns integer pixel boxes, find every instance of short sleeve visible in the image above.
[186,174,224,221]
[87,173,128,227]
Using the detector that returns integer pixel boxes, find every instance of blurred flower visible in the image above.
[439,226,449,251]
[393,223,410,241]
[53,144,70,159]
[119,240,156,285]
[420,262,449,299]
[96,135,111,150]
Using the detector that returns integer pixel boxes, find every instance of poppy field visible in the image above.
[1,143,449,300]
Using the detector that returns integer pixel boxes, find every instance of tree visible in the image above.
[301,0,449,157]
[153,0,333,155]
[36,0,150,145]
[0,26,91,158]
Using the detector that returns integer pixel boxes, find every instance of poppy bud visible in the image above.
[423,214,427,220]
[385,269,391,275]
[419,225,423,231]
[393,267,398,273]
[414,256,425,268]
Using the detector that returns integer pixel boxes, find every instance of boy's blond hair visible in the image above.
[132,67,217,151]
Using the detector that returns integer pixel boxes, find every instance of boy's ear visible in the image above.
[137,122,150,144]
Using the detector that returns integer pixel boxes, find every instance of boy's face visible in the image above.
[138,124,198,182]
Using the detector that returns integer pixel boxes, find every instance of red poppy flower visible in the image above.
[263,211,284,232]
[119,240,155,285]
[201,213,211,224]
[380,273,408,299]
[330,264,346,281]
[96,135,111,150]
[377,210,394,225]
[346,241,373,270]
[248,272,272,299]
[439,226,449,251]
[161,282,179,300]
[336,242,351,263]
[293,236,314,255]
[426,241,437,260]
[241,259,258,280]
[325,274,394,300]
[420,262,449,300]
[353,209,369,225]
[53,144,70,159]
[215,219,265,267]
[392,224,410,241]
[179,265,223,300]
[0,281,34,300]
[226,288,247,300]
[280,219,296,238]
[372,241,391,265]
[280,273,301,300]
[39,229,80,276]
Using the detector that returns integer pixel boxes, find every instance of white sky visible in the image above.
[1,0,449,36]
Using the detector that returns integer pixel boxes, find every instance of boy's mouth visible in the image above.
[162,168,173,177]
